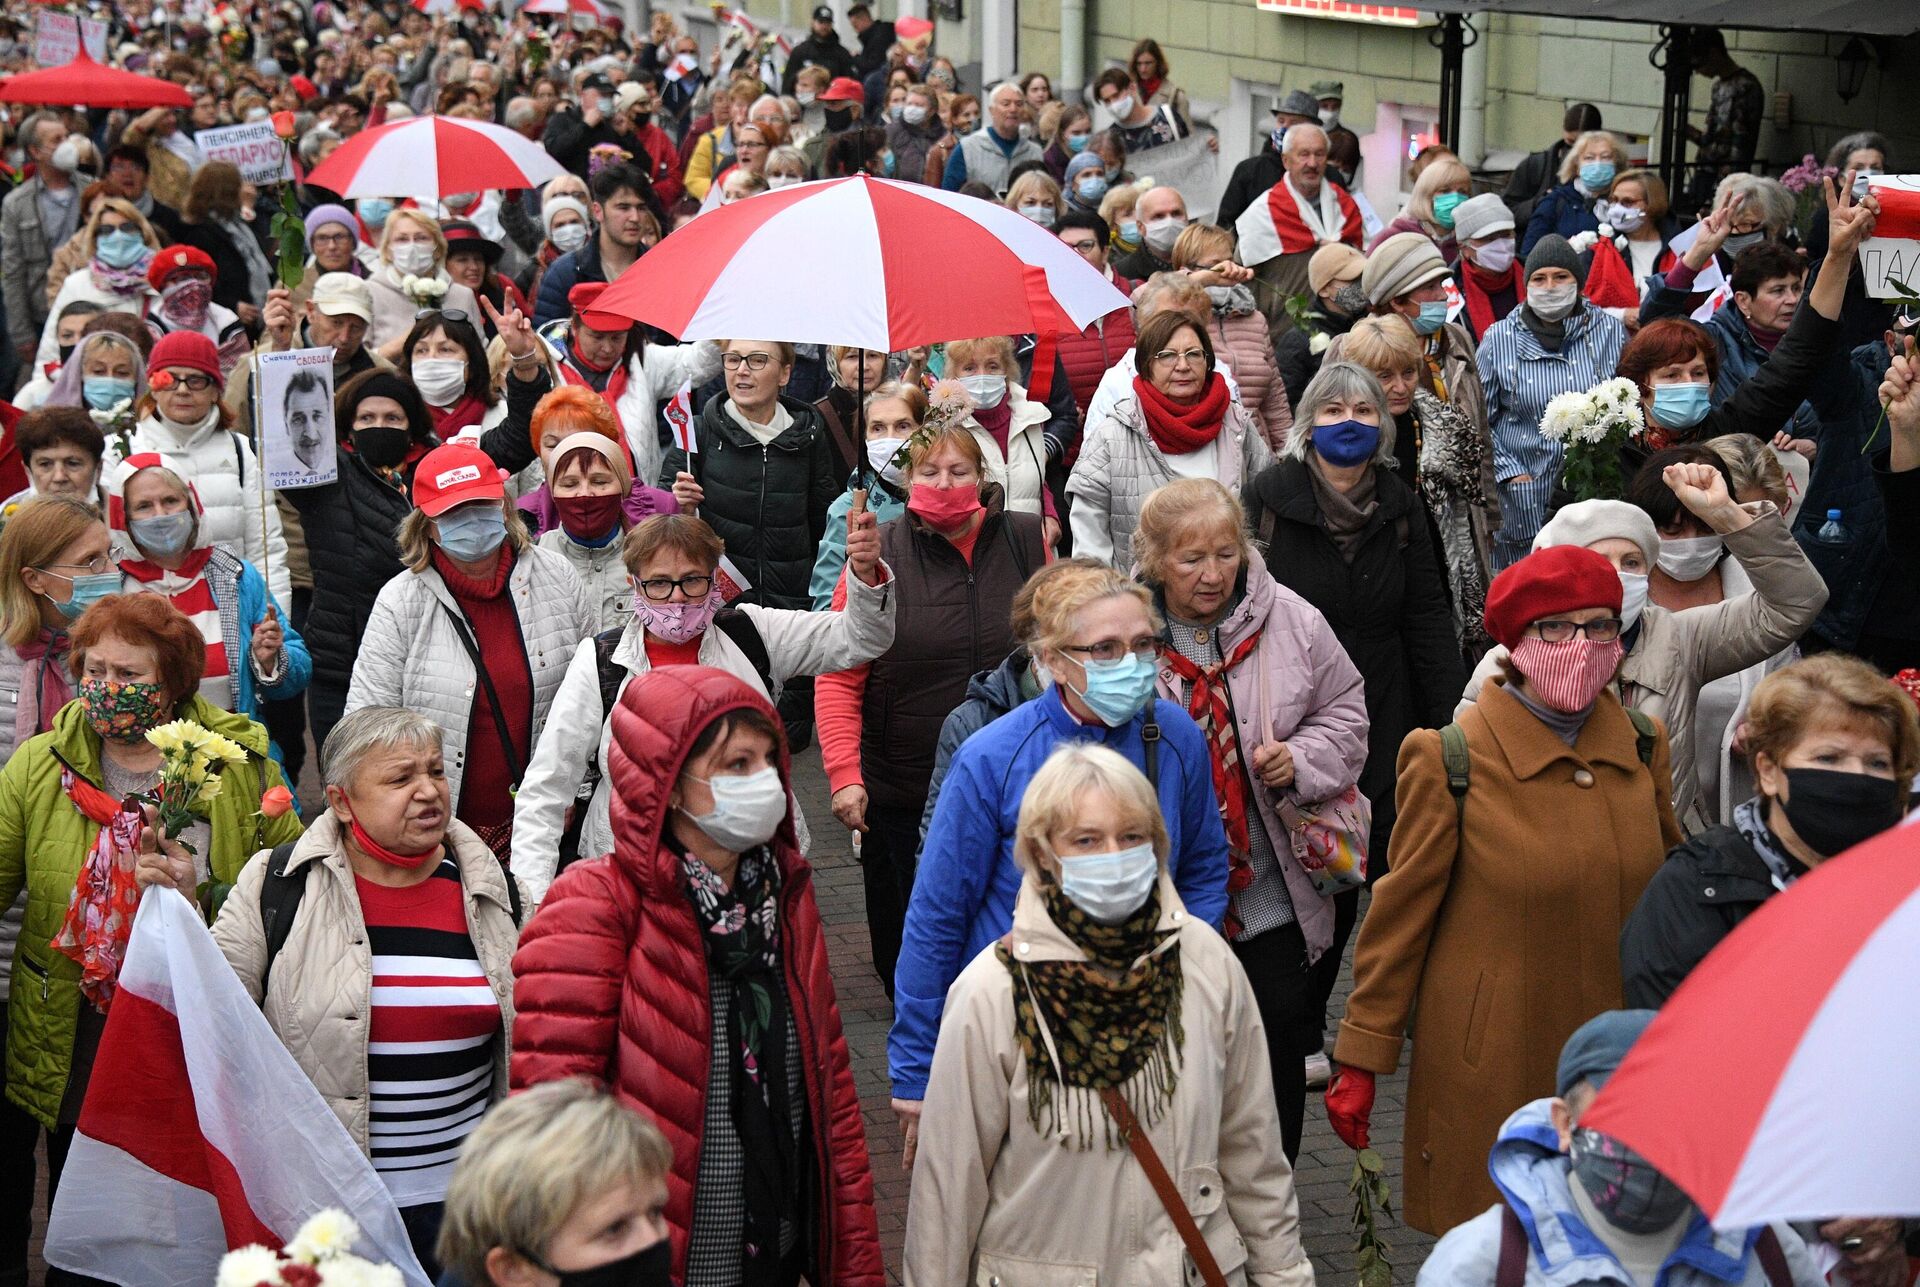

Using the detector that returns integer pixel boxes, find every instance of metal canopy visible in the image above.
[1415,0,1919,38]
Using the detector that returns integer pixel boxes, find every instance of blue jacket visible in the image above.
[1521,182,1601,256]
[1418,1101,1823,1287]
[533,236,615,330]
[888,686,1230,1098]
[809,475,907,610]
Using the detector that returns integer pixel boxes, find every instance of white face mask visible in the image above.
[1527,282,1580,321]
[51,138,83,172]
[903,104,928,125]
[957,373,1007,408]
[1144,214,1187,256]
[1604,202,1646,233]
[1105,93,1134,120]
[412,357,468,407]
[682,765,788,852]
[391,242,437,275]
[1057,844,1158,925]
[1656,534,1724,582]
[1472,237,1516,274]
[1617,570,1649,630]
[766,173,802,189]
[1017,203,1055,227]
[550,221,590,253]
[865,436,908,486]
[1319,107,1339,128]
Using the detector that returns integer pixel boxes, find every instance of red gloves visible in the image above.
[1324,1065,1376,1150]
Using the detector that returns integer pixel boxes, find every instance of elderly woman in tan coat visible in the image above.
[1322,545,1680,1237]
[905,743,1314,1287]
[200,706,519,1278]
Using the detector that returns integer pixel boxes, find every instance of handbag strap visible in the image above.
[1098,1087,1229,1287]
[437,602,525,788]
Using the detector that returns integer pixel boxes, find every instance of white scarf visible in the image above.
[725,398,792,446]
[147,404,223,447]
[1284,174,1344,245]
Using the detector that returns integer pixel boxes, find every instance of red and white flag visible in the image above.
[715,554,752,604]
[1233,177,1364,267]
[44,890,430,1287]
[664,379,697,455]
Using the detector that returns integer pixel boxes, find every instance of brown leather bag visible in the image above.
[1099,1087,1229,1287]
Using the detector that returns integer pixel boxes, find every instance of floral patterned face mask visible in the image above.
[79,678,169,743]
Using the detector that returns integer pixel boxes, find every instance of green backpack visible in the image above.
[1436,706,1658,821]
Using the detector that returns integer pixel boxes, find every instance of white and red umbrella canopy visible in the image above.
[1582,823,1920,1227]
[523,0,612,19]
[304,114,565,201]
[591,175,1131,349]
[412,0,487,13]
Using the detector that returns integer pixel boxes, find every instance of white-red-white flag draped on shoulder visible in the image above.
[1234,176,1364,267]
[44,889,431,1287]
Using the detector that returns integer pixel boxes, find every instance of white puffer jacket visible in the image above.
[962,384,1052,520]
[536,528,630,633]
[510,565,897,904]
[344,542,594,809]
[105,412,292,606]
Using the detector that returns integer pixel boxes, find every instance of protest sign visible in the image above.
[258,348,338,489]
[32,12,109,67]
[195,121,296,186]
[1857,176,1920,301]
[1131,132,1221,224]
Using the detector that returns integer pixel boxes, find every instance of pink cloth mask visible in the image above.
[635,592,719,645]
[1510,636,1624,713]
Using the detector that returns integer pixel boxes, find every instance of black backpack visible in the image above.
[257,842,522,991]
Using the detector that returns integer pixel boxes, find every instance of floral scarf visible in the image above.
[998,878,1184,1150]
[680,845,797,1284]
[52,769,144,1012]
[91,248,157,295]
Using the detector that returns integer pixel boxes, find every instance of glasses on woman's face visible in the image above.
[39,555,115,577]
[1529,617,1624,644]
[1153,347,1207,369]
[637,573,713,601]
[312,230,354,248]
[164,373,217,392]
[722,351,774,372]
[1061,635,1159,664]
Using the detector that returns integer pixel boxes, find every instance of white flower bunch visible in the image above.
[1538,389,1590,443]
[216,1210,405,1287]
[401,275,448,307]
[1539,378,1644,446]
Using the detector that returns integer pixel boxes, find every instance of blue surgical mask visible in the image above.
[1070,653,1157,727]
[1413,298,1450,335]
[1065,132,1091,154]
[44,569,121,622]
[1118,219,1140,247]
[1313,418,1381,467]
[83,376,136,411]
[1578,160,1616,190]
[434,504,507,562]
[95,229,148,268]
[1650,381,1711,430]
[1057,843,1159,925]
[1075,175,1108,205]
[130,511,195,559]
[881,150,897,178]
[358,198,394,229]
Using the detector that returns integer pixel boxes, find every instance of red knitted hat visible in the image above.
[147,330,223,384]
[1483,545,1623,649]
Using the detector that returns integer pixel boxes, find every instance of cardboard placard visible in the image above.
[32,12,109,67]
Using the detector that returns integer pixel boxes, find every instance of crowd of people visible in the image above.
[0,1,1913,1285]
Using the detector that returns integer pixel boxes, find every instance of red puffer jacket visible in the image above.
[1057,274,1139,422]
[510,666,883,1287]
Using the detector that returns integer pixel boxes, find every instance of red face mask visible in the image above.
[554,491,624,541]
[349,814,439,869]
[907,482,983,529]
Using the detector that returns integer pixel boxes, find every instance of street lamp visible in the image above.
[1836,37,1872,104]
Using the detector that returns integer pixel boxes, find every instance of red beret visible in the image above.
[148,244,216,290]
[567,282,631,334]
[1483,545,1623,650]
[147,330,223,385]
[290,74,319,100]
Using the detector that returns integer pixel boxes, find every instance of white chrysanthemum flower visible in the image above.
[285,1209,359,1263]
[215,1244,285,1287]
[1539,389,1589,442]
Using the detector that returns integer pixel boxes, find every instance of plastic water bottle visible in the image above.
[1816,509,1848,545]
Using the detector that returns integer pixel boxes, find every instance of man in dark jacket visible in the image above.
[533,163,656,329]
[848,3,895,78]
[918,646,1041,843]
[782,6,857,95]
[1310,81,1361,190]
[541,73,623,178]
[1502,102,1601,231]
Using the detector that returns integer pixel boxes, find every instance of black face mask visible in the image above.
[57,342,75,365]
[825,106,854,132]
[530,1239,672,1287]
[352,425,412,469]
[1779,767,1905,858]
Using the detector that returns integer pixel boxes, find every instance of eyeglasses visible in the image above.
[1529,618,1624,644]
[414,308,471,323]
[1061,636,1160,664]
[1062,239,1100,257]
[162,373,217,392]
[1152,348,1208,368]
[311,231,354,247]
[637,574,714,601]
[38,556,115,577]
[721,352,775,371]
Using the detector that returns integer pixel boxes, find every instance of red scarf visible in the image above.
[1460,258,1525,340]
[53,768,145,1011]
[1137,76,1163,102]
[119,546,214,584]
[429,393,490,442]
[1159,628,1264,939]
[1132,373,1229,456]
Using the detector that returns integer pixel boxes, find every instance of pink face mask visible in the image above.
[1510,636,1624,713]
[634,592,718,645]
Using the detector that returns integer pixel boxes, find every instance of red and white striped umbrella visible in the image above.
[1583,822,1920,1226]
[304,114,565,201]
[411,0,486,13]
[591,175,1131,350]
[522,0,612,20]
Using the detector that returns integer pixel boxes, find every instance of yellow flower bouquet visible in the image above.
[144,720,249,856]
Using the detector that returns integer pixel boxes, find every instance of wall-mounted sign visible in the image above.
[1253,0,1432,26]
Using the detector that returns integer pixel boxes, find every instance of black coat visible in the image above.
[1619,824,1778,1009]
[1219,144,1285,231]
[175,217,260,314]
[659,393,840,611]
[781,33,856,93]
[1243,457,1464,856]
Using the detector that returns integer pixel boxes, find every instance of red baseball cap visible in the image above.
[148,244,216,291]
[412,443,507,517]
[568,283,632,334]
[821,77,865,104]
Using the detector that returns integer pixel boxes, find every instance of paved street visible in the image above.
[786,745,1440,1285]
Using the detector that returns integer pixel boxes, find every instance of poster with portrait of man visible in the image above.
[258,347,338,489]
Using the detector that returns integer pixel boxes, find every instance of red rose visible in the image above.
[270,110,298,141]
[260,785,295,818]
[149,370,176,391]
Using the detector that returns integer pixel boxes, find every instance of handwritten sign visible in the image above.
[195,121,295,187]
[1857,176,1920,301]
[32,12,109,68]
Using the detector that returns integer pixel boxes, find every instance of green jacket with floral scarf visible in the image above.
[0,695,304,1126]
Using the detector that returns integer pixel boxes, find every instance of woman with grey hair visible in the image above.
[1243,361,1464,1046]
[203,704,521,1279]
